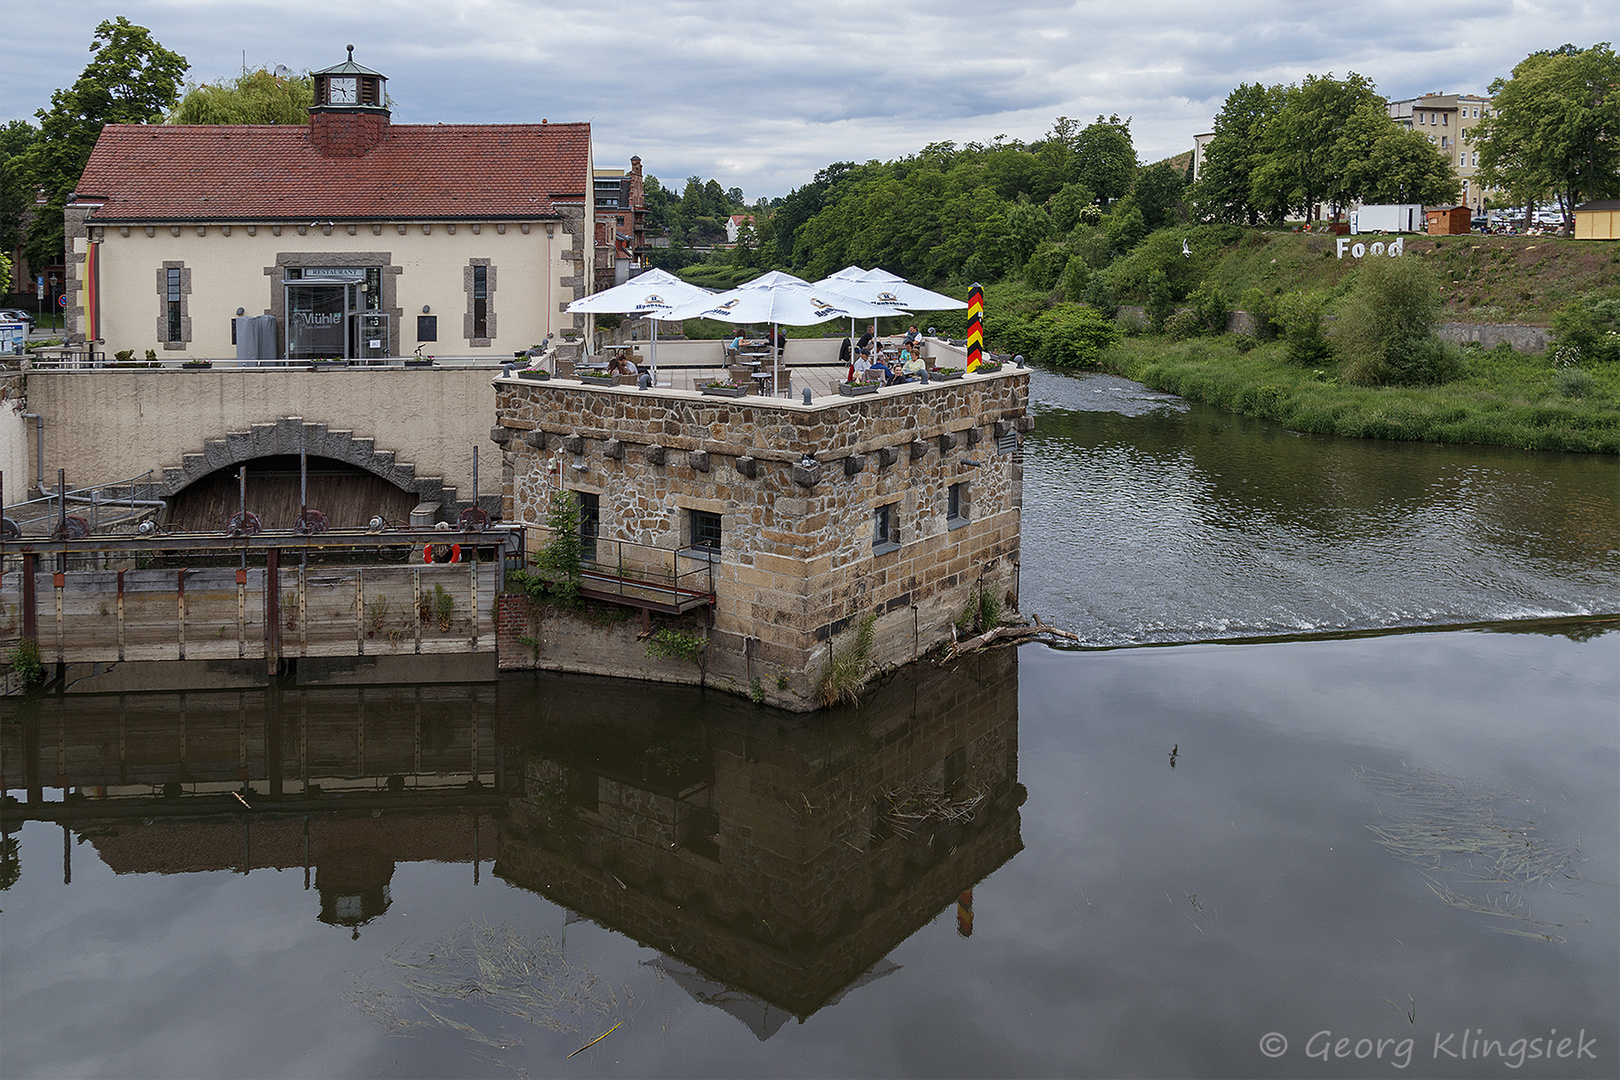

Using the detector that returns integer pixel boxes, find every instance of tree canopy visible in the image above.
[20,17,188,268]
[1472,42,1620,221]
[170,68,313,125]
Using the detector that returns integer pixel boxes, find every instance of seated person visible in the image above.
[605,354,639,377]
[900,348,925,380]
[770,327,786,355]
[868,357,898,384]
[902,325,921,347]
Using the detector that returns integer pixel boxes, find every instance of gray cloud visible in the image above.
[4,0,1615,198]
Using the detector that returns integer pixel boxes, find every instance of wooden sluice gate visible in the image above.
[0,527,522,684]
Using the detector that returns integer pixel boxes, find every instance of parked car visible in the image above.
[0,307,36,331]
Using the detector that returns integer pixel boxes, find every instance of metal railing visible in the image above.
[527,530,716,614]
[3,471,162,538]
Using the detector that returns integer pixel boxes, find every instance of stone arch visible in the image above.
[157,416,457,512]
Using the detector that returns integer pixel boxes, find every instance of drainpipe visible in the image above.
[21,413,43,490]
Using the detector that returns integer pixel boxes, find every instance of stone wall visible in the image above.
[494,371,1031,709]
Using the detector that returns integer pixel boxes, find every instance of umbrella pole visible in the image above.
[773,322,780,398]
[651,317,658,383]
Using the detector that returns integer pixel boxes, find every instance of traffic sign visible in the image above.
[58,295,69,309]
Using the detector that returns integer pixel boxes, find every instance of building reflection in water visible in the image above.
[0,686,503,936]
[493,647,1024,1031]
[1,648,1022,1030]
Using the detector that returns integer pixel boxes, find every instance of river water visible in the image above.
[2,370,1616,1078]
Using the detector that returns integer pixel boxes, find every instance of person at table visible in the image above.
[902,325,921,347]
[606,353,639,377]
[856,327,875,359]
[770,326,786,355]
[869,355,898,384]
[900,348,925,381]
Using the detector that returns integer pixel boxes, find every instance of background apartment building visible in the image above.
[1387,92,1494,214]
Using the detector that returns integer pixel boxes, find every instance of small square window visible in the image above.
[689,509,722,557]
[873,503,900,553]
[417,314,437,341]
[947,482,969,529]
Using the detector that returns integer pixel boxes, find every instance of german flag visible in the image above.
[965,282,983,372]
[83,240,101,342]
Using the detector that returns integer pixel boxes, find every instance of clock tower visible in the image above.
[309,46,390,158]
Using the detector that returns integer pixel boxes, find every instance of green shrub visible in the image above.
[646,626,705,665]
[1557,366,1596,398]
[1189,283,1230,335]
[1032,304,1120,366]
[1023,242,1068,291]
[1061,256,1091,303]
[1276,291,1332,367]
[1145,269,1175,332]
[1163,309,1205,341]
[1551,295,1620,365]
[1333,256,1451,386]
[6,639,43,686]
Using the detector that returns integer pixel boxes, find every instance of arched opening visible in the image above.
[165,455,418,532]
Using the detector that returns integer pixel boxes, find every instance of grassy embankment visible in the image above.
[1107,231,1620,452]
[1099,335,1620,453]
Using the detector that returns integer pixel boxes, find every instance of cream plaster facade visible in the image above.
[70,213,589,360]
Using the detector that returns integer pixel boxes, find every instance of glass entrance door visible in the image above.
[285,283,349,361]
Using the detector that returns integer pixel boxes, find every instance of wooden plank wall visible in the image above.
[0,564,498,664]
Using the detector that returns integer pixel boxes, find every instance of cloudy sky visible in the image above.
[5,0,1615,200]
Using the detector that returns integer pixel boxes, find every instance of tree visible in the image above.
[0,120,37,269]
[1132,161,1185,230]
[22,18,188,269]
[1355,123,1459,205]
[1251,72,1384,220]
[1046,181,1097,232]
[1071,115,1136,205]
[170,68,313,124]
[1473,43,1620,226]
[1194,82,1283,224]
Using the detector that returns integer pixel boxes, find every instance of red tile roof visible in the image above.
[73,121,591,222]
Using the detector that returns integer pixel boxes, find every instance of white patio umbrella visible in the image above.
[664,275,903,396]
[565,268,713,379]
[813,269,966,372]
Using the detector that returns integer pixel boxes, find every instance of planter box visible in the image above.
[577,374,616,387]
[975,363,1003,374]
[517,369,550,381]
[701,384,749,398]
[839,381,881,396]
[404,359,434,368]
[181,361,212,369]
[931,370,964,381]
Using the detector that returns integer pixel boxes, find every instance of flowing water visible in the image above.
[2,369,1616,1078]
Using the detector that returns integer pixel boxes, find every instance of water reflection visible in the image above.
[0,651,1021,1031]
[492,650,1023,1026]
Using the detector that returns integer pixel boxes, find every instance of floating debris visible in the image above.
[1355,765,1583,943]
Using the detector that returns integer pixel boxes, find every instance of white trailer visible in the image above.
[1350,205,1424,234]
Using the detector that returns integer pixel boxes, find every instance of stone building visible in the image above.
[63,48,594,360]
[593,158,647,291]
[493,370,1031,711]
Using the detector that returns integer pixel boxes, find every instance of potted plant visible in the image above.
[701,380,749,398]
[577,371,616,386]
[931,366,964,381]
[838,376,882,396]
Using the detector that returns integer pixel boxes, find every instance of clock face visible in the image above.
[330,78,357,105]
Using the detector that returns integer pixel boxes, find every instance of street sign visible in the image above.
[58,294,69,308]
[36,276,44,299]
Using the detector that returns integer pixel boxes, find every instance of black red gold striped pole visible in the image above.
[965,282,984,372]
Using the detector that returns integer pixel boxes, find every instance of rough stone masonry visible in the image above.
[494,370,1032,710]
